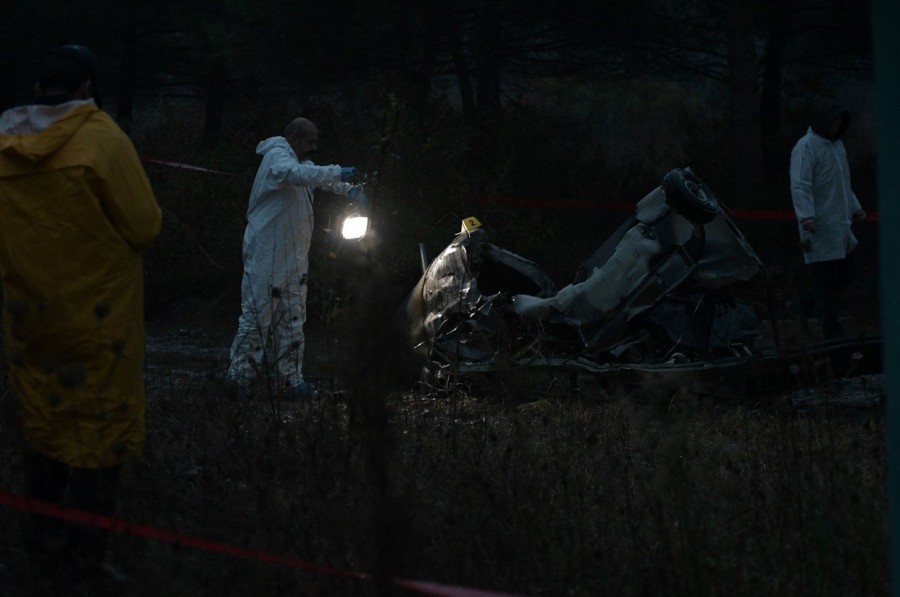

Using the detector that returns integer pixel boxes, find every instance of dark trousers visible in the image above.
[801,253,857,339]
[23,449,122,592]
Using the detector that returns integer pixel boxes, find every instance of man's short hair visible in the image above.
[36,45,101,107]
[284,118,313,139]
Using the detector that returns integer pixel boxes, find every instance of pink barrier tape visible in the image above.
[0,490,521,596]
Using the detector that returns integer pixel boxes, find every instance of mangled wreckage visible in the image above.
[397,168,769,386]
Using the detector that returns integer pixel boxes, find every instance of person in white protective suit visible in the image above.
[226,117,367,398]
[789,97,866,339]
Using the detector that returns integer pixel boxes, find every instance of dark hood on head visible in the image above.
[809,97,850,141]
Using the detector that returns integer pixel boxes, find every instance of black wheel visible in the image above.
[661,168,721,224]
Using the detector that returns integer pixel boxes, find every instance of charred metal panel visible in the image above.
[398,170,774,386]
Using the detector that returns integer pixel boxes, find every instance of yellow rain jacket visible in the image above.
[0,99,161,468]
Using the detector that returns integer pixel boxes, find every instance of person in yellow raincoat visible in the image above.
[0,45,161,592]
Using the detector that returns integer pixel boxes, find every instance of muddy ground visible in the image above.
[145,304,886,410]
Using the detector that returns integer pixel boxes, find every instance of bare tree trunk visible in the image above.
[442,6,477,124]
[398,0,437,89]
[474,4,502,121]
[726,0,767,207]
[759,1,788,192]
[202,57,225,148]
[115,20,138,132]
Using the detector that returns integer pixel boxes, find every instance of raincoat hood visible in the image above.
[809,97,850,141]
[0,99,97,165]
[256,135,294,158]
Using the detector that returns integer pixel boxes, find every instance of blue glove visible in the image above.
[348,186,369,209]
[340,166,360,183]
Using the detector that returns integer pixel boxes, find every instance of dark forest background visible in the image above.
[0,0,876,323]
[0,4,888,595]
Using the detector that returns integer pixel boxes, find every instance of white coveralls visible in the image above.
[226,136,354,387]
[789,127,862,264]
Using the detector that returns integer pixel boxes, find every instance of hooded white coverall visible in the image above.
[226,136,354,387]
[789,98,863,339]
[790,132,861,263]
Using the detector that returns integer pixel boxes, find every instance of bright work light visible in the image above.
[341,215,368,240]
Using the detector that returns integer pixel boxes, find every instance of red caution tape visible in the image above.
[394,579,522,597]
[0,490,520,597]
[136,161,879,224]
[140,156,242,177]
[473,195,634,212]
[725,207,880,222]
[472,195,879,221]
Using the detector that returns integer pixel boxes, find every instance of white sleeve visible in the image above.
[268,150,341,187]
[789,142,816,220]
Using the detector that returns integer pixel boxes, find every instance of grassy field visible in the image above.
[0,320,888,596]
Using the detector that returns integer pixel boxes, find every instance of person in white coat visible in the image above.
[789,97,866,339]
[226,117,366,398]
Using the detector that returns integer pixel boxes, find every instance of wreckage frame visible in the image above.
[396,169,879,396]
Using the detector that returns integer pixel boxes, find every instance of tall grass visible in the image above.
[0,335,886,595]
